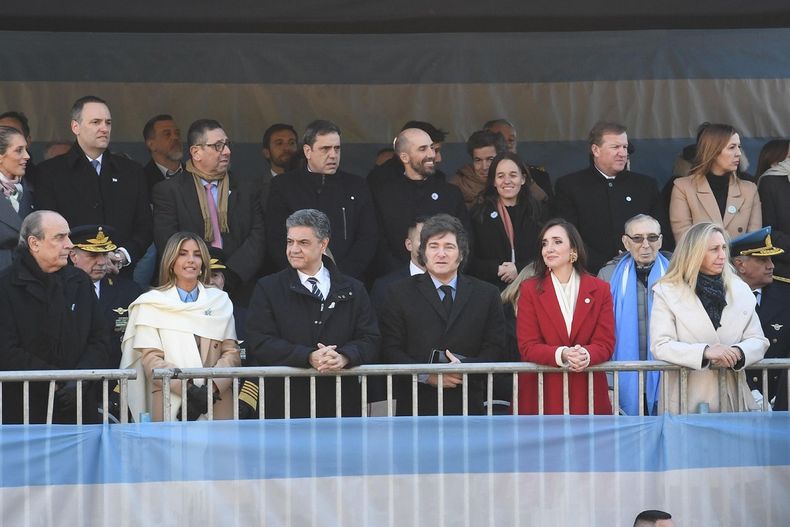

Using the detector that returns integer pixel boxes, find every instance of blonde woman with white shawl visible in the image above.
[121,232,239,421]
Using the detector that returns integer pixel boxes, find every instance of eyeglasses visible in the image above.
[625,233,661,244]
[196,140,231,152]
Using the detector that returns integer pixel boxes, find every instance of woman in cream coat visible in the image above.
[650,222,767,413]
[121,232,240,421]
[670,123,761,242]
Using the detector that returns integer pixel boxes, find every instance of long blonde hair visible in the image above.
[500,263,536,312]
[658,222,734,293]
[156,232,211,290]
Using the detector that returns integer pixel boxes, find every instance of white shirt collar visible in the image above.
[297,264,331,298]
[409,260,425,276]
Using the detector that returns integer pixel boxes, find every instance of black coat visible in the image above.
[265,167,378,280]
[380,272,506,415]
[0,251,110,423]
[758,174,790,280]
[97,275,143,366]
[152,170,266,285]
[747,280,790,409]
[468,200,541,289]
[35,145,153,264]
[245,258,380,418]
[370,265,411,319]
[553,166,664,272]
[369,165,470,273]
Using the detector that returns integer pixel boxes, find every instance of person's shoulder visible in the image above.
[672,174,695,189]
[461,273,500,296]
[583,272,611,290]
[105,151,144,172]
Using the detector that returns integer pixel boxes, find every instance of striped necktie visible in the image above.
[307,277,323,301]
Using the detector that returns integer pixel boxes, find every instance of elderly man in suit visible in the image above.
[35,95,153,275]
[380,213,506,415]
[152,118,265,303]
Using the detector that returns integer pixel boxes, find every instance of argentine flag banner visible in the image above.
[0,413,788,526]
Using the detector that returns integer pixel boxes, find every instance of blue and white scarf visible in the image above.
[610,253,669,415]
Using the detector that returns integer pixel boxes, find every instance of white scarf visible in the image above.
[120,284,237,421]
[551,270,579,338]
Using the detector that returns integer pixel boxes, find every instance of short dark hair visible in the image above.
[0,111,30,138]
[400,120,447,143]
[588,121,627,147]
[303,120,341,148]
[466,130,505,157]
[286,208,331,241]
[143,114,175,141]
[187,119,223,148]
[262,123,298,149]
[633,509,672,526]
[417,214,470,269]
[71,95,108,122]
[532,218,588,290]
[483,118,515,131]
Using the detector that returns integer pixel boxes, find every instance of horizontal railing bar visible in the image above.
[0,369,137,382]
[151,359,790,381]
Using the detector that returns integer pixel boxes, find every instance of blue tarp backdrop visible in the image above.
[1,414,788,525]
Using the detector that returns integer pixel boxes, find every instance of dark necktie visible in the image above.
[754,290,761,313]
[307,277,324,301]
[439,285,453,316]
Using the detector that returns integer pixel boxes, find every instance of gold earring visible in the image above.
[569,250,578,264]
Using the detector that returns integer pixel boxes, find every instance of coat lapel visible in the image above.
[0,198,22,231]
[569,274,596,343]
[695,177,723,223]
[180,174,207,232]
[537,275,569,343]
[416,274,448,322]
[722,177,744,229]
[446,274,472,329]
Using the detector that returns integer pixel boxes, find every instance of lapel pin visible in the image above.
[204,308,213,316]
[625,196,632,202]
[584,298,591,304]
[112,178,118,183]
[490,211,498,219]
[727,205,737,214]
[772,324,783,331]
[431,192,439,200]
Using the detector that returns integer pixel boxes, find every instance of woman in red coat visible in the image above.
[516,218,615,414]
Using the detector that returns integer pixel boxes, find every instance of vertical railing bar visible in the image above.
[102,379,109,425]
[718,368,726,413]
[336,376,342,418]
[637,370,645,417]
[512,372,519,415]
[462,374,469,417]
[206,379,214,421]
[438,374,444,417]
[361,375,368,417]
[485,373,492,416]
[232,377,240,420]
[284,376,291,420]
[310,376,316,419]
[76,380,83,425]
[562,371,569,415]
[119,378,129,424]
[587,371,594,415]
[46,380,56,425]
[162,373,171,422]
[23,380,29,425]
[537,372,544,416]
[258,377,265,420]
[386,374,393,417]
[180,379,188,422]
[411,374,418,417]
[761,369,769,412]
[680,368,689,415]
[613,370,620,416]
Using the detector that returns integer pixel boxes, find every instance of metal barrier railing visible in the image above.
[153,359,790,420]
[0,369,137,425]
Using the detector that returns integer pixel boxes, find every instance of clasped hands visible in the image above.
[426,350,463,388]
[309,343,349,372]
[561,345,591,372]
[497,262,518,284]
[703,344,742,369]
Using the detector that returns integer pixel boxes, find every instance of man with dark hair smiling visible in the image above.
[380,213,505,415]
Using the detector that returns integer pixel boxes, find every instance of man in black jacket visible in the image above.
[142,114,184,199]
[35,96,153,275]
[246,208,379,418]
[266,120,378,280]
[152,118,265,303]
[380,214,505,415]
[0,211,110,424]
[554,121,664,273]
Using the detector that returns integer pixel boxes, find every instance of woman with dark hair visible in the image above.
[651,222,767,413]
[669,123,761,242]
[0,125,33,269]
[468,152,544,289]
[121,232,240,421]
[516,218,614,414]
[756,139,790,281]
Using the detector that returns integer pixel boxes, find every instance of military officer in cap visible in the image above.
[730,226,790,408]
[69,225,143,366]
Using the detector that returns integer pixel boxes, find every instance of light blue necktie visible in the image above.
[91,159,100,175]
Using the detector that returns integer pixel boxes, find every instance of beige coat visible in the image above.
[142,336,240,421]
[650,277,768,414]
[669,174,761,242]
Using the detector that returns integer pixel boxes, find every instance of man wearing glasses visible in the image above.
[152,119,265,303]
[598,214,669,415]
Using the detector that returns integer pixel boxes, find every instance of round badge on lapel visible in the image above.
[431,192,439,201]
[626,196,632,202]
[727,205,737,214]
[490,211,498,219]
[584,298,591,304]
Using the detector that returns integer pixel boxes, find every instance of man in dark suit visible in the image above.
[152,118,265,302]
[554,121,664,273]
[246,208,379,418]
[730,227,790,409]
[380,213,506,415]
[68,224,142,367]
[35,95,153,275]
[142,114,184,199]
[369,217,425,318]
[266,120,378,280]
